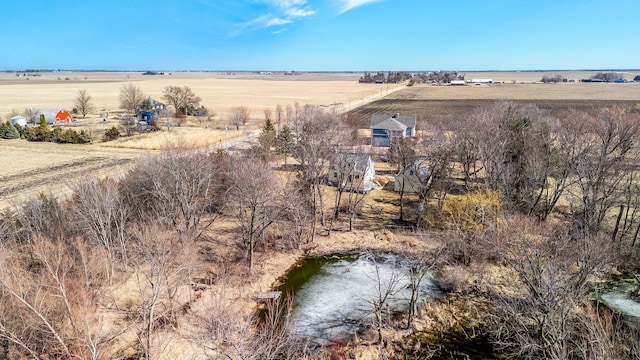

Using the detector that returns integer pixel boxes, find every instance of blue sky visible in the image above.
[1,0,638,71]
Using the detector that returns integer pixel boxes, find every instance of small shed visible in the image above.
[394,160,431,193]
[10,115,27,127]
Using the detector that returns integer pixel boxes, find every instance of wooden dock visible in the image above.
[254,291,282,304]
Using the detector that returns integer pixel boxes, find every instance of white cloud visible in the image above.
[285,7,316,17]
[337,0,383,14]
[261,0,316,21]
[231,0,316,37]
[267,17,292,26]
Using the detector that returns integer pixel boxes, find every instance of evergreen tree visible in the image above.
[275,124,294,165]
[259,118,276,150]
[3,121,20,139]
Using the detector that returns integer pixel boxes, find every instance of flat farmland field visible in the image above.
[0,71,389,207]
[0,71,384,121]
[347,77,640,129]
[1,70,639,208]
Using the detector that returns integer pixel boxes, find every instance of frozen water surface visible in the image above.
[600,292,640,318]
[286,254,438,345]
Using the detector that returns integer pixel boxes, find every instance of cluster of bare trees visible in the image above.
[443,101,640,240]
[0,131,329,358]
[408,101,640,358]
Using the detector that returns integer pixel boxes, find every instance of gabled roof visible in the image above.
[371,117,407,131]
[334,152,373,173]
[400,160,430,177]
[370,113,417,129]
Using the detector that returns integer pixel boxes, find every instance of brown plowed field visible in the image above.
[347,84,640,129]
[0,140,143,208]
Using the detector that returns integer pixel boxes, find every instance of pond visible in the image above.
[598,274,640,326]
[277,252,440,346]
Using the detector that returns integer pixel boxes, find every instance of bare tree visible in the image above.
[328,153,372,232]
[162,85,201,117]
[71,176,130,280]
[277,176,315,249]
[388,137,418,221]
[196,281,310,359]
[292,105,347,235]
[263,107,272,123]
[74,89,95,118]
[362,251,405,347]
[414,135,453,219]
[482,215,612,359]
[612,154,640,251]
[14,192,71,243]
[0,235,116,359]
[119,146,229,242]
[275,104,283,132]
[230,106,251,130]
[119,84,145,115]
[229,156,282,273]
[568,106,640,235]
[129,223,196,360]
[404,243,445,329]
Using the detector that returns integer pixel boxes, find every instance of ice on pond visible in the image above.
[288,253,438,345]
[600,291,640,318]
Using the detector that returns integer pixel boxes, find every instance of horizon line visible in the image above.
[3,68,640,73]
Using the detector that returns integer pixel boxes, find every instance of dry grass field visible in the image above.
[0,71,395,208]
[1,70,639,208]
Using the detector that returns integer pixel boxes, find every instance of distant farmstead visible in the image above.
[469,78,493,84]
[138,97,166,112]
[370,113,417,147]
[30,109,74,125]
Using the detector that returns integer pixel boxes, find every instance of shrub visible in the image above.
[24,120,90,144]
[4,122,20,139]
[24,119,52,142]
[421,189,501,235]
[103,126,121,141]
[56,128,90,144]
[0,121,24,139]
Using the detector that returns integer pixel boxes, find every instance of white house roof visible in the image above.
[371,117,407,131]
[334,152,373,173]
[370,114,417,129]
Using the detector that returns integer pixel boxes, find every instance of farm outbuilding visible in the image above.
[30,109,74,125]
[394,160,431,193]
[469,78,493,84]
[140,111,155,124]
[54,110,73,125]
[10,115,27,127]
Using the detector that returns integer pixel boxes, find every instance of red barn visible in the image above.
[54,110,73,125]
